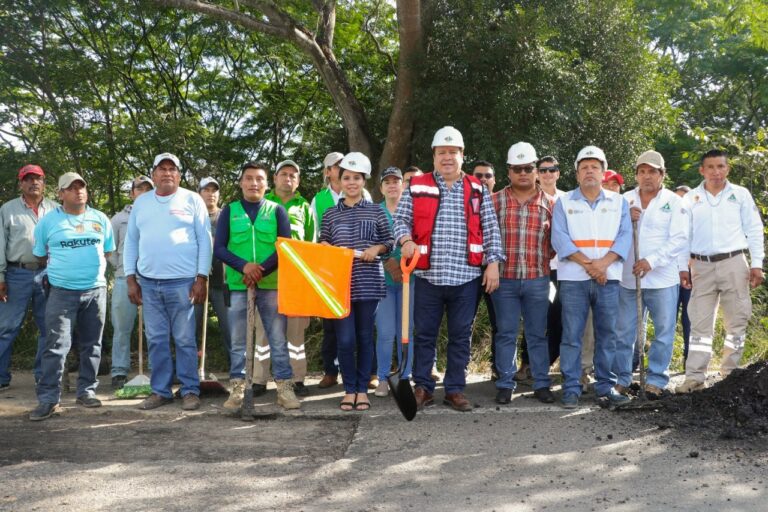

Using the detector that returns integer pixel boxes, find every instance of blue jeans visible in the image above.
[334,299,378,394]
[37,286,106,404]
[615,285,679,389]
[110,276,137,377]
[559,279,620,397]
[413,276,480,395]
[491,276,551,391]
[0,266,47,384]
[139,276,199,398]
[227,289,292,381]
[375,282,415,380]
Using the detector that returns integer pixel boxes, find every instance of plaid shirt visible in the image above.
[492,186,554,280]
[393,171,503,286]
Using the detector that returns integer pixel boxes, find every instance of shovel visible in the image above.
[633,219,647,401]
[241,286,257,420]
[198,279,227,395]
[387,251,420,421]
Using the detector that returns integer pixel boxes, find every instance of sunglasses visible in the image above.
[508,165,535,174]
[538,166,559,173]
[473,172,494,179]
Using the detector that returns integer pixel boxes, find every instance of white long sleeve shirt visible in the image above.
[685,181,764,269]
[123,187,212,279]
[621,187,689,289]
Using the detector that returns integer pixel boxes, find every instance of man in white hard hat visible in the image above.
[394,126,503,412]
[551,145,632,409]
[613,150,688,399]
[491,142,557,405]
[676,149,764,393]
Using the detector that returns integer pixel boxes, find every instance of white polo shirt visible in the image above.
[621,187,689,289]
[685,181,764,269]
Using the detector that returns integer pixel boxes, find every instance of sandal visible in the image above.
[354,393,371,411]
[340,393,356,411]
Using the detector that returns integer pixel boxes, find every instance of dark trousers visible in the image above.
[677,284,692,363]
[321,318,338,376]
[413,276,480,395]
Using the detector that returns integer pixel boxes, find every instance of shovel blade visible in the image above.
[388,371,417,421]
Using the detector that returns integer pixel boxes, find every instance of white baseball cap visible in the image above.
[507,142,538,165]
[339,152,371,177]
[58,172,87,191]
[635,150,665,171]
[153,152,181,170]
[276,159,300,174]
[323,152,345,168]
[198,177,220,191]
[431,126,465,149]
[575,145,607,170]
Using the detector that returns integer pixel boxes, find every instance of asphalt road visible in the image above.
[1,372,765,512]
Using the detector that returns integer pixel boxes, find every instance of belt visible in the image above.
[6,261,45,271]
[690,249,748,263]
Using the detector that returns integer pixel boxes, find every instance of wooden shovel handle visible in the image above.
[400,251,420,279]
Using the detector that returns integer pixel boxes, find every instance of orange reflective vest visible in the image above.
[410,172,484,270]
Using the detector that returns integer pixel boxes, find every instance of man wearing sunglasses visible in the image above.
[490,142,556,405]
[472,160,496,193]
[552,146,632,409]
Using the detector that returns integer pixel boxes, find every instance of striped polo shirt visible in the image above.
[319,199,394,301]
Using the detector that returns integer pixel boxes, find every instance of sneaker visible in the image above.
[138,393,174,410]
[111,375,127,390]
[252,383,267,396]
[29,402,61,421]
[182,393,201,411]
[561,393,579,409]
[495,388,513,404]
[675,379,705,394]
[600,387,630,407]
[374,380,389,397]
[293,382,310,397]
[430,367,441,382]
[580,370,594,393]
[533,387,555,404]
[75,396,102,408]
[368,376,379,390]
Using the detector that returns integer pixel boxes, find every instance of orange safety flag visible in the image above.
[276,237,354,319]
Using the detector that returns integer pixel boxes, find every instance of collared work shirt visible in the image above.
[0,196,59,282]
[492,187,554,280]
[393,171,503,287]
[621,187,689,289]
[684,181,764,269]
[108,204,131,278]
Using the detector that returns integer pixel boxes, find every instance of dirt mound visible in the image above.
[646,362,768,440]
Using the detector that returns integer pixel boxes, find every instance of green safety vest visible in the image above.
[313,188,336,232]
[265,191,314,242]
[225,199,278,290]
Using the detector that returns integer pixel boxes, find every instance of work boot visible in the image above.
[317,374,338,389]
[676,379,705,394]
[275,379,300,410]
[223,379,245,411]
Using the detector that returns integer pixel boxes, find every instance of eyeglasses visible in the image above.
[508,165,535,174]
[538,166,559,173]
[473,172,493,179]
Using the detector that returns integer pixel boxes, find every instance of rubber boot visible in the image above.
[275,379,300,410]
[223,379,245,411]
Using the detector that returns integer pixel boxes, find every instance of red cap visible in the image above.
[602,169,624,186]
[18,165,45,180]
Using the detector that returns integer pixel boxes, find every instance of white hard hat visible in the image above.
[431,126,465,149]
[575,145,607,170]
[507,142,538,165]
[339,152,371,177]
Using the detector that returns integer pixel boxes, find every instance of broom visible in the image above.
[115,305,152,398]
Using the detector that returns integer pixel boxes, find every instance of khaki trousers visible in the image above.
[252,310,309,385]
[685,254,751,383]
